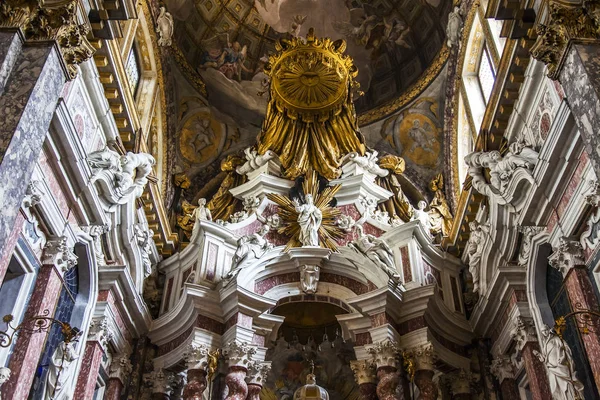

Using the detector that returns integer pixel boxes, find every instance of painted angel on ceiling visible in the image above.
[198,33,251,81]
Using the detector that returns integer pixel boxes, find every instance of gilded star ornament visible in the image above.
[266,171,344,251]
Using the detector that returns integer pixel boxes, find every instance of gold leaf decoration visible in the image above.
[266,170,344,251]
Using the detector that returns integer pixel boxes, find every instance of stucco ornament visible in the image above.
[446,6,463,48]
[300,265,320,294]
[349,225,399,282]
[228,225,273,278]
[340,151,389,177]
[533,325,585,400]
[336,214,356,232]
[236,147,279,176]
[548,237,585,278]
[156,7,174,47]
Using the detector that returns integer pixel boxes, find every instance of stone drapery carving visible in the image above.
[531,0,600,79]
[518,226,544,267]
[41,236,77,271]
[548,237,585,278]
[340,151,389,178]
[0,0,95,78]
[228,225,272,277]
[235,148,278,176]
[134,224,154,278]
[295,194,322,247]
[446,6,463,48]
[156,7,174,47]
[411,200,432,234]
[533,325,585,400]
[88,148,155,203]
[300,264,320,294]
[464,220,489,292]
[349,225,399,281]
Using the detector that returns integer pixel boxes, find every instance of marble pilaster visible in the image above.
[73,341,104,399]
[512,317,552,400]
[0,41,66,263]
[0,30,22,96]
[350,359,378,400]
[3,237,75,398]
[490,357,519,400]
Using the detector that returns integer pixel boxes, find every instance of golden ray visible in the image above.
[266,170,344,251]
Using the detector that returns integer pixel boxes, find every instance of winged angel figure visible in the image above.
[199,32,251,81]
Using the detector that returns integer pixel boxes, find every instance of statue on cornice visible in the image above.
[43,332,82,400]
[534,325,585,400]
[465,220,489,292]
[446,6,463,48]
[428,173,453,237]
[349,225,400,282]
[295,194,322,247]
[117,152,156,197]
[156,7,174,47]
[228,225,273,278]
[411,200,432,234]
[376,154,414,222]
[191,198,212,237]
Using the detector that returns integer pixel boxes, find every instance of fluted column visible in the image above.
[183,344,211,400]
[3,237,76,398]
[246,361,271,400]
[366,340,401,400]
[223,341,257,400]
[105,353,133,400]
[490,357,519,400]
[405,343,437,400]
[350,359,378,400]
[512,317,552,400]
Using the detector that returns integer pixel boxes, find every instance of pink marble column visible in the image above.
[499,379,520,400]
[183,369,207,400]
[521,343,552,400]
[224,366,248,400]
[491,357,519,400]
[73,341,104,399]
[414,370,437,400]
[564,266,600,389]
[247,383,262,400]
[376,366,400,400]
[105,352,132,400]
[3,238,73,399]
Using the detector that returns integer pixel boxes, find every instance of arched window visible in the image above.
[545,265,599,399]
[477,45,495,104]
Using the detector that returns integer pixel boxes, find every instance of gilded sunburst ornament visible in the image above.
[266,171,344,251]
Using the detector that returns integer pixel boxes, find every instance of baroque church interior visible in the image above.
[1,0,600,398]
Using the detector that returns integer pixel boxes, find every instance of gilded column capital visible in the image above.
[404,342,436,371]
[41,236,77,272]
[223,341,257,369]
[490,357,516,383]
[531,0,600,79]
[365,339,401,369]
[0,0,95,78]
[548,237,585,278]
[350,359,378,385]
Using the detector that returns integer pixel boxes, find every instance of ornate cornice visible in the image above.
[531,0,600,79]
[0,0,95,78]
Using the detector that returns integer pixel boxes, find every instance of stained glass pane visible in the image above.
[478,47,495,103]
[126,47,140,95]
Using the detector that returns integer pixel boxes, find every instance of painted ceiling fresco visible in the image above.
[165,0,452,114]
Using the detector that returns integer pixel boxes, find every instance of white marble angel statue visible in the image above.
[446,6,463,48]
[534,325,585,400]
[294,194,322,247]
[411,200,432,234]
[349,225,400,282]
[115,152,155,197]
[156,7,174,47]
[228,225,273,278]
[44,336,81,400]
